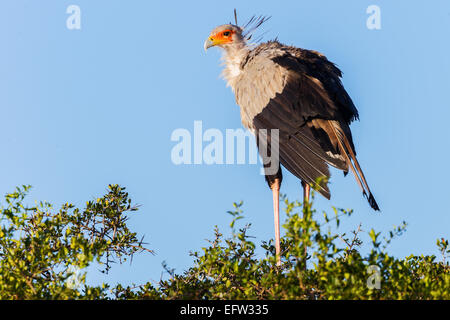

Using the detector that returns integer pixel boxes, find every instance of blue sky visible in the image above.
[1,0,449,288]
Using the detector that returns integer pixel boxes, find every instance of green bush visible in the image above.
[0,185,152,299]
[0,185,448,299]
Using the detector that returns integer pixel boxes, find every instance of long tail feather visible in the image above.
[326,120,380,211]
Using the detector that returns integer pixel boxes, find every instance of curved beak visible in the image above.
[204,38,214,52]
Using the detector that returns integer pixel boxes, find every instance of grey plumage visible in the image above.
[234,41,379,210]
[204,23,379,211]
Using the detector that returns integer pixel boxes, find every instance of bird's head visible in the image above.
[204,14,271,53]
[204,24,244,51]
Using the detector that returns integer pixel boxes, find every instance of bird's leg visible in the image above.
[263,158,282,267]
[302,181,311,204]
[301,181,311,270]
[271,178,282,267]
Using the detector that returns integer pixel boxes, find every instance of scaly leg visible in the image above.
[301,181,310,270]
[303,182,310,204]
[272,178,281,267]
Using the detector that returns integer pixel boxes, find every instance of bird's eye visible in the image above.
[223,31,231,37]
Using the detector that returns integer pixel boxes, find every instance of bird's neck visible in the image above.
[221,43,250,91]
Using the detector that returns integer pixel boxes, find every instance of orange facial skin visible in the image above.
[208,29,236,46]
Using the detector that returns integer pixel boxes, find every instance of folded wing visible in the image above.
[235,41,379,210]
